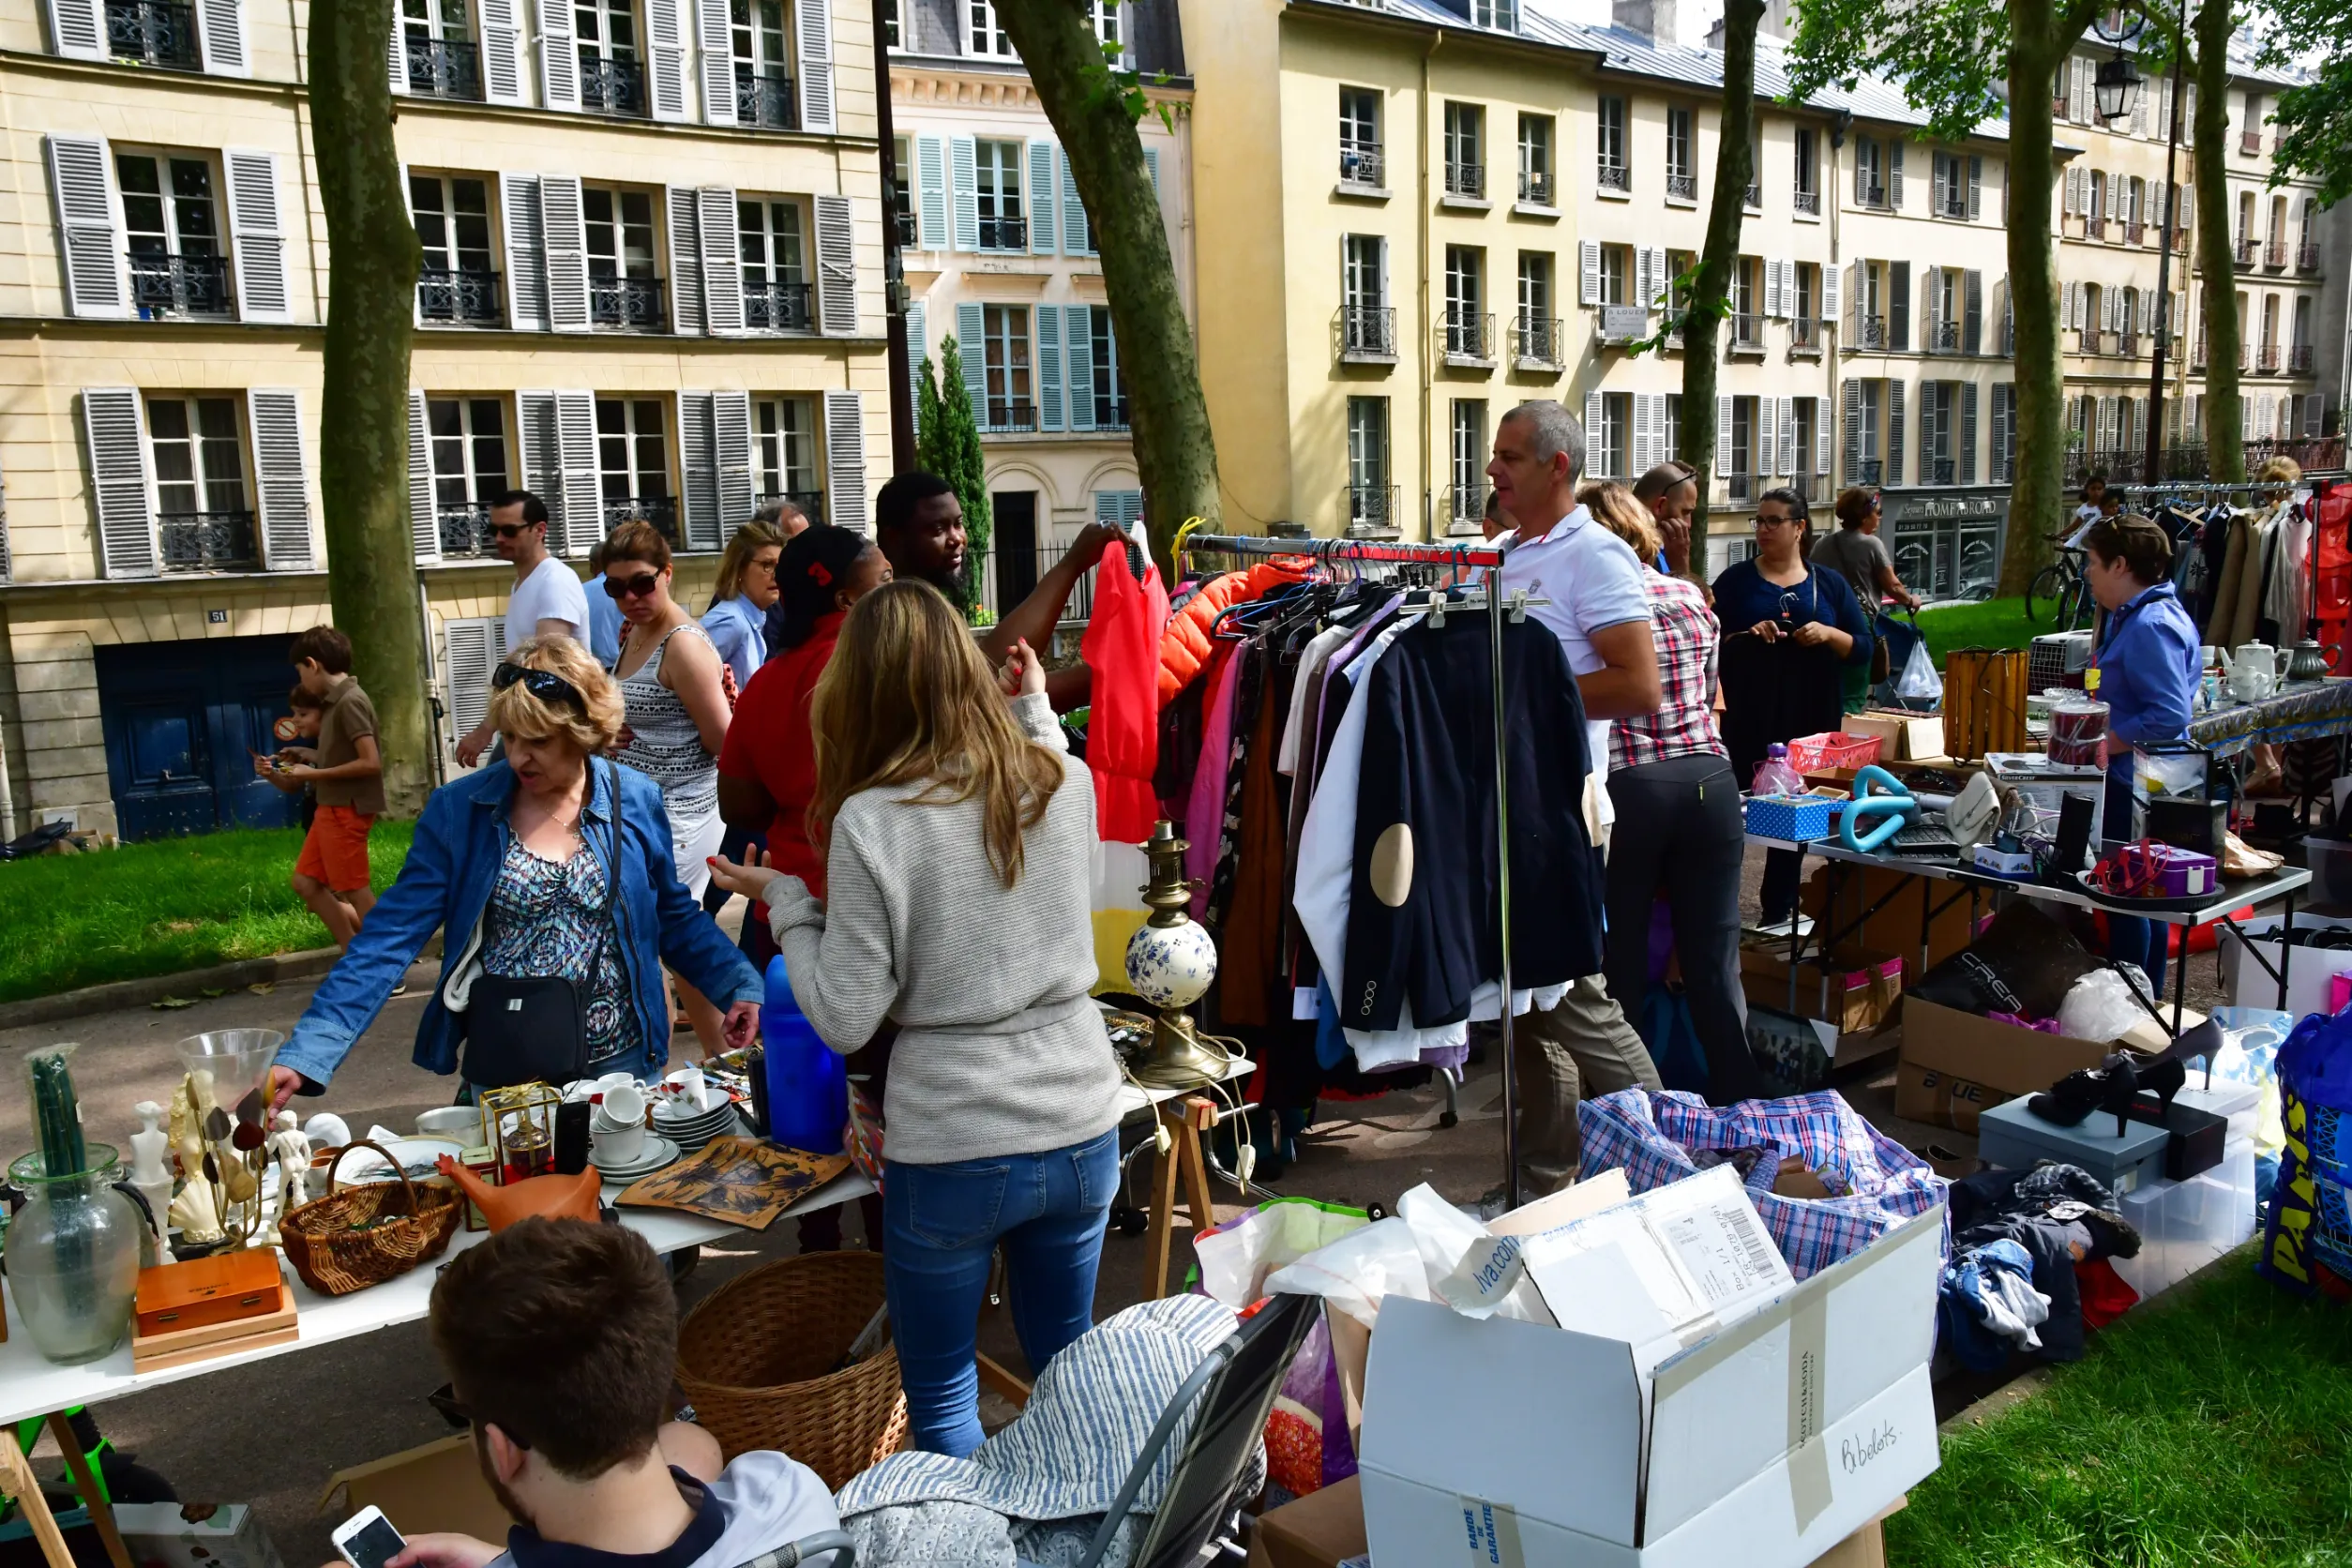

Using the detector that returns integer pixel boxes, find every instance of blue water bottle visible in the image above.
[763,956,847,1153]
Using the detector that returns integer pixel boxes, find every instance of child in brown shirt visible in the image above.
[273,626,383,949]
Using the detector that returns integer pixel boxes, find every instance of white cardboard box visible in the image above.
[1357,1205,1944,1568]
[2218,914,2352,1017]
[114,1503,286,1568]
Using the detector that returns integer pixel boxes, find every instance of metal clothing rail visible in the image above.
[1180,531,1530,1207]
[2118,480,2330,641]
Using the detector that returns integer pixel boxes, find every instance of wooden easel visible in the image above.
[1144,1095,1220,1299]
[1,1413,136,1568]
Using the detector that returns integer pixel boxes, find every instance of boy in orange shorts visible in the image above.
[277,626,383,949]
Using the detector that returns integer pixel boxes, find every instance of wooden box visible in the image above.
[135,1248,287,1337]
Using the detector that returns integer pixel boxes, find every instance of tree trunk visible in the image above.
[994,1,1215,565]
[1678,0,1763,578]
[309,2,430,814]
[2190,0,2245,483]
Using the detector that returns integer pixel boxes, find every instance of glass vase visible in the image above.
[6,1145,143,1364]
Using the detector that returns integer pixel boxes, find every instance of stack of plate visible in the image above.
[651,1094,745,1153]
[590,1133,681,1184]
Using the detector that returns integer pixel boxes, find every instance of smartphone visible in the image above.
[332,1507,407,1568]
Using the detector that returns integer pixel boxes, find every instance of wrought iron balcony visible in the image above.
[580,56,648,117]
[1923,458,1955,486]
[2299,241,2321,273]
[743,279,812,331]
[128,251,231,318]
[987,398,1035,432]
[2292,344,2315,373]
[159,510,258,571]
[1340,305,1396,358]
[1857,181,1888,209]
[978,215,1027,251]
[416,265,503,325]
[1440,309,1495,362]
[1346,484,1400,535]
[1726,473,1754,502]
[2235,234,2257,266]
[2117,330,2138,357]
[1517,169,1553,206]
[1937,192,1968,219]
[2086,216,2106,241]
[1093,394,1131,431]
[1666,173,1696,202]
[108,0,199,68]
[2079,328,2107,354]
[1855,315,1888,350]
[2265,238,2287,270]
[2126,219,2145,245]
[2240,128,2263,156]
[1597,162,1630,193]
[1745,180,1762,207]
[404,37,482,99]
[604,497,677,544]
[1730,311,1764,348]
[734,67,798,128]
[1512,312,1561,367]
[2193,338,2209,368]
[1442,484,1491,536]
[1340,145,1384,188]
[1446,161,1485,200]
[1926,320,1960,352]
[438,505,496,557]
[755,490,826,526]
[1794,188,1820,216]
[1854,459,1882,486]
[1790,472,1819,503]
[2258,344,2281,373]
[894,209,917,247]
[588,274,665,330]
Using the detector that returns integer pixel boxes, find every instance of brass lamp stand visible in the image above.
[1124,821,1226,1091]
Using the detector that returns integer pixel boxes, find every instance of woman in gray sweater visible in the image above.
[711,580,1123,1456]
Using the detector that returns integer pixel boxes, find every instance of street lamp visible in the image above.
[2095,48,2141,124]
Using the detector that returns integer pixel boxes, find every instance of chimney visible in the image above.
[1613,0,1679,45]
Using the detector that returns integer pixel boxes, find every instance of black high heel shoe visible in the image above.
[2133,1055,2187,1116]
[2028,1053,2142,1138]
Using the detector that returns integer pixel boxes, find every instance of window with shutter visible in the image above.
[1579,239,1601,307]
[1819,260,1838,329]
[643,0,688,120]
[405,389,438,564]
[699,188,747,334]
[1029,142,1059,256]
[538,0,579,109]
[1964,270,1983,355]
[915,136,948,251]
[442,616,506,744]
[196,0,249,75]
[222,148,290,323]
[798,0,836,131]
[1583,391,1605,475]
[954,300,988,428]
[1888,261,1909,351]
[539,175,591,332]
[45,135,127,319]
[950,136,978,251]
[822,390,867,531]
[82,387,158,577]
[1036,307,1063,432]
[499,174,549,329]
[694,0,734,124]
[1757,396,1774,475]
[246,387,309,568]
[813,194,856,336]
[1968,156,1982,219]
[906,299,927,410]
[1061,150,1092,255]
[678,390,719,548]
[1958,382,1978,484]
[665,188,704,335]
[1889,141,1905,207]
[1887,380,1907,484]
[552,390,599,553]
[44,0,107,60]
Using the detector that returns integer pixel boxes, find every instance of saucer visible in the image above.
[590,1134,679,1181]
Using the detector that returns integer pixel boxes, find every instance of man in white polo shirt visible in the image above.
[1489,400,1666,1199]
[456,490,591,767]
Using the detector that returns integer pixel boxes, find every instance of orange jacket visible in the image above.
[1157,561,1309,705]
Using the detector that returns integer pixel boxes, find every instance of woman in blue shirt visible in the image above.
[701,520,789,689]
[2085,513,2203,992]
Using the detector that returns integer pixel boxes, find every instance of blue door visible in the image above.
[98,635,305,840]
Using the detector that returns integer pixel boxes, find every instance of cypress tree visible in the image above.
[923,336,993,619]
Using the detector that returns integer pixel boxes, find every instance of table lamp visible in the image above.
[1123,821,1224,1090]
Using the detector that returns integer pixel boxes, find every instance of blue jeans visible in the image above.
[882,1127,1119,1456]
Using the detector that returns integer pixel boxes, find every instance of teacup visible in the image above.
[663,1065,710,1114]
[601,1080,648,1126]
[592,1120,646,1165]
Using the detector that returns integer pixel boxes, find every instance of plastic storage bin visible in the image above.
[2108,1139,2258,1301]
[1787,731,1883,775]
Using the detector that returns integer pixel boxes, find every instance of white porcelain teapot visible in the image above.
[2225,641,2282,702]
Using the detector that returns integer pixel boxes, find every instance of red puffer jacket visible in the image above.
[1156,561,1308,706]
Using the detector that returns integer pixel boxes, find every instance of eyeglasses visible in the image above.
[427,1385,531,1449]
[1755,513,1799,530]
[491,523,535,540]
[491,662,584,711]
[603,571,663,600]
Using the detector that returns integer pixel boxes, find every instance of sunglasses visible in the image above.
[603,571,663,600]
[492,522,535,540]
[491,662,584,711]
[427,1385,532,1449]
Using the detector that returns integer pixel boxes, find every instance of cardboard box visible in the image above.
[1247,1477,1367,1568]
[1892,999,2115,1134]
[1745,1007,1896,1093]
[1843,712,1945,763]
[1741,944,1904,1033]
[1357,1174,1944,1568]
[1798,866,1981,984]
[317,1436,510,1544]
[113,1505,284,1568]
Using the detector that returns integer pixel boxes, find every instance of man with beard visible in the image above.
[382,1220,837,1568]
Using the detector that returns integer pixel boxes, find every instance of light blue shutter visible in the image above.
[1061,150,1091,255]
[1067,305,1096,431]
[950,136,979,251]
[906,299,927,415]
[1143,145,1160,199]
[1029,141,1058,256]
[1094,490,1143,527]
[956,300,987,430]
[1037,305,1063,430]
[916,135,947,251]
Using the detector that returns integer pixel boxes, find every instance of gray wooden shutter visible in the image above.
[1889,141,1904,207]
[1888,261,1909,351]
[501,173,549,330]
[1959,382,1978,484]
[444,617,504,742]
[45,134,126,319]
[44,0,107,60]
[196,0,249,76]
[1844,261,1861,338]
[1585,391,1606,475]
[1715,394,1733,477]
[1931,151,1949,216]
[917,135,947,251]
[1818,258,1837,327]
[678,390,720,549]
[906,299,927,411]
[551,389,599,554]
[224,148,292,323]
[1778,395,1796,475]
[539,174,591,333]
[822,390,867,531]
[697,0,736,125]
[1037,304,1063,431]
[408,389,439,564]
[814,194,856,337]
[950,135,978,251]
[1968,157,1983,220]
[698,188,743,334]
[1062,149,1092,255]
[248,387,311,567]
[956,300,988,427]
[646,0,689,121]
[1990,383,2010,481]
[1579,239,1601,306]
[666,187,704,335]
[797,0,836,133]
[1758,395,1775,475]
[1029,141,1059,256]
[479,0,527,103]
[1842,380,1862,483]
[538,0,580,110]
[1887,380,1907,484]
[1964,269,1983,354]
[715,391,753,526]
[1920,265,1940,344]
[518,389,558,511]
[83,387,158,578]
[1814,396,1832,475]
[388,12,407,95]
[1066,305,1096,432]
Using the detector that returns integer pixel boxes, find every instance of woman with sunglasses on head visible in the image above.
[709,580,1122,1458]
[266,635,761,1111]
[1712,489,1874,930]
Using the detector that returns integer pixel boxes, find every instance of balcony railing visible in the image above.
[1854,458,1882,486]
[2175,227,2191,253]
[1445,162,1485,200]
[159,509,258,571]
[604,497,678,545]
[1790,316,1819,351]
[588,274,665,330]
[2235,234,2258,266]
[1790,472,1819,504]
[2086,216,2106,241]
[128,251,231,318]
[1666,173,1696,201]
[1346,484,1400,535]
[1512,312,1561,366]
[2291,344,2315,374]
[755,490,826,526]
[1597,162,1630,193]
[2079,328,2106,354]
[1730,311,1763,348]
[403,37,482,99]
[2240,128,2263,156]
[1923,458,1955,486]
[987,398,1036,432]
[1726,474,1754,502]
[2265,239,2287,270]
[1937,194,1968,219]
[1441,484,1490,535]
[2258,344,2281,373]
[978,215,1027,251]
[1794,188,1819,216]
[1858,181,1888,209]
[1340,144,1384,188]
[1093,394,1132,431]
[416,265,503,325]
[2116,330,2138,358]
[1926,320,1960,353]
[894,209,916,248]
[438,505,495,558]
[1440,309,1495,362]
[2193,338,2209,368]
[1517,169,1552,206]
[580,55,648,117]
[108,0,199,68]
[1855,315,1888,350]
[1340,304,1396,358]
[734,67,798,128]
[1745,181,1762,208]
[2126,219,2145,246]
[743,279,812,331]
[2140,438,2344,482]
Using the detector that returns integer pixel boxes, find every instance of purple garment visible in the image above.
[1418,1041,1471,1074]
[1185,647,1244,918]
[1989,1011,2065,1034]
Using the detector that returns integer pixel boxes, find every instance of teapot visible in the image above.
[2225,641,2280,703]
[2286,641,2337,682]
[436,1154,601,1231]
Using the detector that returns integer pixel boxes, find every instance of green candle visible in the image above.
[27,1043,87,1179]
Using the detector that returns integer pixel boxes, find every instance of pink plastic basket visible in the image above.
[1787,731,1883,775]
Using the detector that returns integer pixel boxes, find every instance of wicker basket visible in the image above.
[675,1251,908,1488]
[279,1140,464,1297]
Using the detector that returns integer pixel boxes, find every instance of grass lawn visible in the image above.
[0,822,413,1003]
[1892,1252,2352,1567]
[1915,596,2049,669]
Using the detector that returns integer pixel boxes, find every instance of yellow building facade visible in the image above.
[1,0,887,837]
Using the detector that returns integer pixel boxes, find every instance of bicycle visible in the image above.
[2026,534,2093,631]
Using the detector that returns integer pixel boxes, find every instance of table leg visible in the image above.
[2171,921,2191,1036]
[2280,892,2297,1012]
[43,1415,130,1568]
[1178,1097,1219,1240]
[975,1353,1033,1410]
[0,1424,74,1568]
[1144,1104,1183,1301]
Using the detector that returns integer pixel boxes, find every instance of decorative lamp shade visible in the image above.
[1125,918,1218,1010]
[2094,52,2140,124]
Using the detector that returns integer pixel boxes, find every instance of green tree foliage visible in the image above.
[2251,1,2352,208]
[917,337,992,615]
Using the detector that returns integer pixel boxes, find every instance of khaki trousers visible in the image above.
[1510,973,1663,1197]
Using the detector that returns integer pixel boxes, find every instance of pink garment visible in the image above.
[1184,644,1244,919]
[1988,1011,2065,1034]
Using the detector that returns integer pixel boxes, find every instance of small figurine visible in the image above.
[128,1100,175,1251]
[266,1110,312,1214]
[167,1177,224,1252]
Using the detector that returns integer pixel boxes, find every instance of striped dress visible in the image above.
[615,620,724,897]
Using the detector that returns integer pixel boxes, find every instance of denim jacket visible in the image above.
[278,757,761,1091]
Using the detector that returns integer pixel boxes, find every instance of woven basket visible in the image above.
[675,1251,908,1488]
[279,1139,464,1296]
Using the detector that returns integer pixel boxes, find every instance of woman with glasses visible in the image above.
[701,519,789,689]
[1712,489,1874,929]
[268,635,760,1109]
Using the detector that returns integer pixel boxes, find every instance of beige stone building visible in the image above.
[1,0,888,838]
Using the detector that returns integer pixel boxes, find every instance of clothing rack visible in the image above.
[2121,480,2327,643]
[1178,532,1531,1208]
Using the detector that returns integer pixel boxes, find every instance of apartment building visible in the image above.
[1,0,887,838]
[2050,38,2336,483]
[885,0,1190,621]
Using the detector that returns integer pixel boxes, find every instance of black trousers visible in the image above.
[1605,753,1772,1103]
